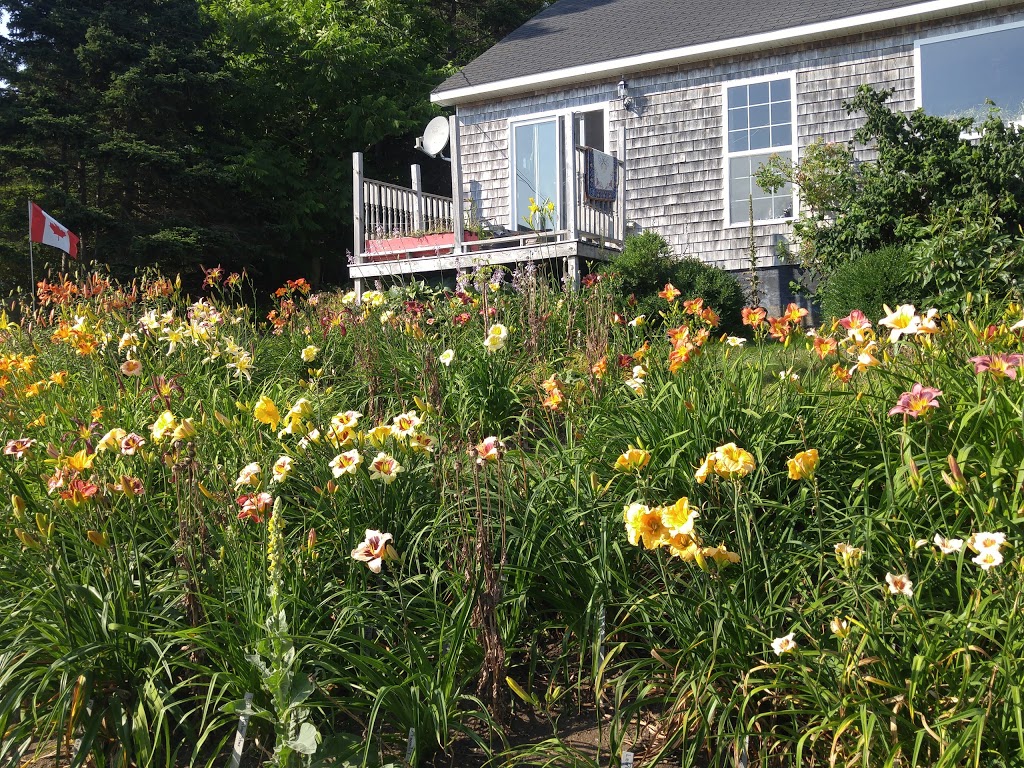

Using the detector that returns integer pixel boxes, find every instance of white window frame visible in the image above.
[721,71,799,229]
[913,19,1024,127]
[507,103,610,230]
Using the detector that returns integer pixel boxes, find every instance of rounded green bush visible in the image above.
[604,231,744,330]
[818,244,925,322]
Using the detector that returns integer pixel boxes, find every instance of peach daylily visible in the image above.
[885,572,914,597]
[623,503,668,550]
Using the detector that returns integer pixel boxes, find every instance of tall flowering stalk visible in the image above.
[229,497,320,767]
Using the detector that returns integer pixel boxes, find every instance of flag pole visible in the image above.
[27,199,36,312]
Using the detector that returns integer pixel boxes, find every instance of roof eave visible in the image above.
[431,0,1004,107]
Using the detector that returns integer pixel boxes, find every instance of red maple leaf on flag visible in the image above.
[49,222,67,239]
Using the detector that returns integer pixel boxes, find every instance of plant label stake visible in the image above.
[405,727,416,766]
[598,605,606,670]
[228,692,254,768]
[621,750,634,768]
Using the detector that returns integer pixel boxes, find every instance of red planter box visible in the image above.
[364,231,480,262]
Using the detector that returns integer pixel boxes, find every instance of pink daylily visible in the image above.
[969,353,1024,380]
[889,383,942,418]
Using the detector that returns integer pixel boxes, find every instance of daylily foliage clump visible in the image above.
[0,268,1023,767]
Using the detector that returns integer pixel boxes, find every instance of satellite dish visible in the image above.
[419,116,451,159]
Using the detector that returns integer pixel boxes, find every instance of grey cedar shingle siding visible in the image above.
[455,5,1024,276]
[435,0,945,95]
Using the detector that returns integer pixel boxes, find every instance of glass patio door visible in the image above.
[512,118,560,232]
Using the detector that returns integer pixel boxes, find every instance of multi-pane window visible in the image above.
[918,22,1024,122]
[725,77,794,224]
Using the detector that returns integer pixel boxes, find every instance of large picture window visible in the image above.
[917,22,1024,122]
[724,75,795,225]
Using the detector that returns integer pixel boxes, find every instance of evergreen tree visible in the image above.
[0,0,255,293]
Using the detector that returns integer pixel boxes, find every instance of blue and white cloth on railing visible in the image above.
[585,147,617,202]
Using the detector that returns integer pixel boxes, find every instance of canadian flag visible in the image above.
[30,202,79,258]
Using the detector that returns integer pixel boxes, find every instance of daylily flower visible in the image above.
[658,283,681,302]
[725,336,746,347]
[834,542,864,569]
[235,462,261,488]
[812,336,837,359]
[369,452,403,483]
[120,433,146,455]
[889,384,942,418]
[96,428,127,452]
[272,456,293,483]
[878,304,920,342]
[771,633,797,655]
[614,447,650,473]
[4,438,35,459]
[742,306,767,328]
[476,436,502,463]
[933,534,963,554]
[623,503,668,550]
[830,618,851,638]
[151,410,177,442]
[972,550,1004,570]
[300,345,319,362]
[351,529,398,573]
[237,492,273,523]
[712,443,755,480]
[439,349,455,366]
[253,395,281,430]
[848,341,880,375]
[660,497,699,536]
[628,315,646,328]
[701,543,740,566]
[391,410,422,438]
[120,359,143,377]
[787,449,819,481]
[969,353,1024,379]
[968,531,1006,554]
[838,310,872,342]
[367,424,394,447]
[782,303,808,325]
[484,323,508,353]
[329,449,362,477]
[885,572,914,597]
[694,452,717,484]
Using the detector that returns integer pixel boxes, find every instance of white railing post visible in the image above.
[449,115,464,254]
[352,152,365,296]
[616,125,627,244]
[411,164,424,233]
[564,114,578,241]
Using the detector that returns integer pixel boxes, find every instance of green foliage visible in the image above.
[817,244,925,321]
[758,86,1024,307]
[605,231,744,329]
[4,269,1024,768]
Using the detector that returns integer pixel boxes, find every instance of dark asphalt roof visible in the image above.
[433,0,954,96]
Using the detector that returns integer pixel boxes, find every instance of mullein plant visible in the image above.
[226,497,320,767]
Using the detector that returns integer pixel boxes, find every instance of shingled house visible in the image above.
[351,0,1024,310]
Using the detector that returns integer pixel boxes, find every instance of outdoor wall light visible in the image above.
[618,78,634,111]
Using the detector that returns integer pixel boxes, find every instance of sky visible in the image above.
[1,11,8,37]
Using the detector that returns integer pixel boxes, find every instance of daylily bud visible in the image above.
[326,480,338,494]
[11,494,26,520]
[907,458,922,493]
[15,527,41,550]
[943,455,967,495]
[35,512,49,537]
[307,528,317,551]
[87,530,109,548]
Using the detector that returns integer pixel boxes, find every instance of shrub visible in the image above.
[817,244,925,321]
[605,231,744,329]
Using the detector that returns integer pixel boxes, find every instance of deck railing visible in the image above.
[351,123,627,269]
[362,177,453,242]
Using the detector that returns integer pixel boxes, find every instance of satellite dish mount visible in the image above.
[416,116,451,162]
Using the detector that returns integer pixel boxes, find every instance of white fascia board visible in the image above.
[431,0,1005,106]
